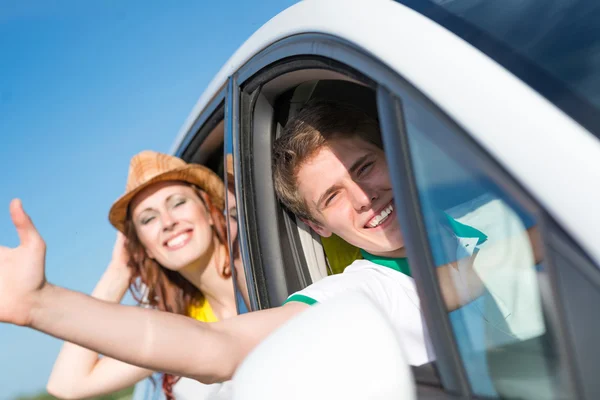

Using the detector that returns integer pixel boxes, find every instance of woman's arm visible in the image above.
[47,358,152,400]
[47,234,154,399]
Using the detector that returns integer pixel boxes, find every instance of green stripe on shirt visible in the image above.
[359,250,412,276]
[284,294,319,306]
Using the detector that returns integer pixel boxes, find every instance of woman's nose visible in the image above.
[161,213,177,231]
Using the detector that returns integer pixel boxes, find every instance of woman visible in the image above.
[46,150,247,400]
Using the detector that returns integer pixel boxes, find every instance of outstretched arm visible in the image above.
[33,286,306,383]
[0,199,307,383]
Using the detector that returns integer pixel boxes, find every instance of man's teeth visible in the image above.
[167,233,190,248]
[368,205,394,228]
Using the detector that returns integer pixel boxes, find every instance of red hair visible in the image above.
[123,185,229,400]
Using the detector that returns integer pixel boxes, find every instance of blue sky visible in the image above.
[0,1,298,398]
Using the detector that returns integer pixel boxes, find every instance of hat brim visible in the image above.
[109,164,225,233]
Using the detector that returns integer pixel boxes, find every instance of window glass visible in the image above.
[224,124,251,315]
[402,95,570,398]
[223,152,250,314]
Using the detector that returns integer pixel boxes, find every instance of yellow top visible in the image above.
[188,297,219,322]
[320,234,362,275]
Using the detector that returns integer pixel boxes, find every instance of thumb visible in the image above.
[9,199,41,247]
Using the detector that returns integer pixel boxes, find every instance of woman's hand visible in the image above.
[110,232,130,269]
[92,232,133,303]
[0,199,48,326]
[105,232,133,281]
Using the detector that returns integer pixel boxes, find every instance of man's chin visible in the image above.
[364,241,405,258]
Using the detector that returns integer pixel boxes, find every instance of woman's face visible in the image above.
[130,181,215,272]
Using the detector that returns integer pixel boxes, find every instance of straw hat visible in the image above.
[109,150,225,232]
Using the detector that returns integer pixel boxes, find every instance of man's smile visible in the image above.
[365,200,395,229]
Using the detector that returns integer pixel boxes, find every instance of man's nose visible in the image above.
[349,182,377,212]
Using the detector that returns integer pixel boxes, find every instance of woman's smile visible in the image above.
[164,229,194,250]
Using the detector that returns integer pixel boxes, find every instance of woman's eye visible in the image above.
[174,199,187,207]
[141,216,155,225]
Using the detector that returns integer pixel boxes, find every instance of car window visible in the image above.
[402,94,571,399]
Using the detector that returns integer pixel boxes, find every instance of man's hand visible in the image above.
[0,199,48,326]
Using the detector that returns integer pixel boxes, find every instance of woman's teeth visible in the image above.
[368,205,394,228]
[166,232,190,248]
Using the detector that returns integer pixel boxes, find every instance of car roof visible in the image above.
[170,0,600,264]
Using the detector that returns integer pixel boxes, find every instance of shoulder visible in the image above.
[284,258,411,306]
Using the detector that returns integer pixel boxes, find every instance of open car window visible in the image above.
[273,80,378,281]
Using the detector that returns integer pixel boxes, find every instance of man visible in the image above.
[272,100,500,366]
[0,101,504,383]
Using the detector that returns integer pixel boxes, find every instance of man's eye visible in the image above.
[325,192,338,206]
[358,162,374,176]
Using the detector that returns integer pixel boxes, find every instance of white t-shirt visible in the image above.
[283,213,493,367]
[285,258,434,366]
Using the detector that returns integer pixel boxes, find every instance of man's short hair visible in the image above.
[272,100,382,223]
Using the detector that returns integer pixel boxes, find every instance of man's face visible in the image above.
[296,136,405,258]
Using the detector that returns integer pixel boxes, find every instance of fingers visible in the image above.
[114,231,129,250]
[9,199,42,247]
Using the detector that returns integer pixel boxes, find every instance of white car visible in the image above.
[162,0,600,399]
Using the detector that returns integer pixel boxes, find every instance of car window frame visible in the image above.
[545,217,600,399]
[232,32,468,395]
[174,89,225,161]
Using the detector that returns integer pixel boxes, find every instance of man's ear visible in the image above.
[301,217,332,238]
